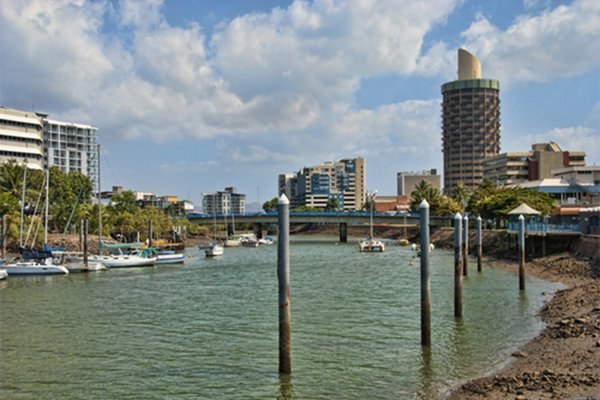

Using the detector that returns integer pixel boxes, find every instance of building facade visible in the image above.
[482,142,586,186]
[0,107,45,170]
[281,157,366,211]
[397,169,441,196]
[44,119,99,191]
[441,49,501,193]
[202,187,246,214]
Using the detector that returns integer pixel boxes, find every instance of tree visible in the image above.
[410,180,441,212]
[467,178,497,213]
[262,197,279,212]
[325,197,340,211]
[437,196,462,215]
[452,182,471,212]
[475,188,556,221]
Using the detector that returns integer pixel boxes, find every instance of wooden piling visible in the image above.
[476,216,483,272]
[419,200,431,346]
[148,220,153,247]
[518,215,526,291]
[1,214,6,259]
[79,219,84,252]
[454,213,463,318]
[462,215,469,276]
[278,194,292,374]
[83,219,89,268]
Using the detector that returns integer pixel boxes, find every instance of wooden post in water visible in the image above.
[1,214,6,259]
[277,194,292,374]
[462,215,469,276]
[454,213,463,318]
[148,220,153,247]
[79,219,84,252]
[476,216,483,272]
[419,200,431,346]
[83,219,89,268]
[518,215,526,291]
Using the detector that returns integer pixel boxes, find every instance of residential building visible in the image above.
[0,107,45,170]
[482,142,586,186]
[510,166,600,206]
[278,173,297,200]
[284,157,366,211]
[44,118,99,191]
[397,169,441,196]
[441,49,501,193]
[203,187,246,214]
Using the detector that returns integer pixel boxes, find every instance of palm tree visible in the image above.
[452,182,472,213]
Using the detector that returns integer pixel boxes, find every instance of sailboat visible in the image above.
[200,212,224,257]
[358,192,385,252]
[5,167,69,276]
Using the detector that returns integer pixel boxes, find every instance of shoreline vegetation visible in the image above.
[15,226,600,398]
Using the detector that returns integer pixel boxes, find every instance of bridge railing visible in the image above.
[507,221,581,234]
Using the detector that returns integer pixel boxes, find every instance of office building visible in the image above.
[282,157,366,211]
[203,187,246,214]
[482,142,586,186]
[397,169,441,196]
[44,119,99,191]
[441,49,501,193]
[0,107,45,170]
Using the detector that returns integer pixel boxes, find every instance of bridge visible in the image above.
[184,211,454,242]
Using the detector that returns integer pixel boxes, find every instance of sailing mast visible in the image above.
[19,165,27,247]
[97,144,102,253]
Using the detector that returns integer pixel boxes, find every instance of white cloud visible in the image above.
[461,0,600,85]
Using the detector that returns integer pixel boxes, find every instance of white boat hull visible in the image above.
[156,253,185,264]
[0,269,8,280]
[358,239,386,252]
[204,245,224,257]
[3,260,69,275]
[90,255,156,268]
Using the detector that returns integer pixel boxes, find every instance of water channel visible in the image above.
[0,237,562,399]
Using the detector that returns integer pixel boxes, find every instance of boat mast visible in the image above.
[97,144,102,253]
[19,164,27,247]
[44,168,49,245]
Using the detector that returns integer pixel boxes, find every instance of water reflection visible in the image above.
[417,346,434,399]
[278,374,295,400]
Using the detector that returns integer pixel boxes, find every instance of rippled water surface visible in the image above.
[0,238,562,399]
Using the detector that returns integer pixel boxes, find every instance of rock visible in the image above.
[511,351,527,358]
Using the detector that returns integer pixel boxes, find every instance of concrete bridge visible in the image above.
[184,211,453,242]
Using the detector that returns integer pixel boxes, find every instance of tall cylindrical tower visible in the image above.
[441,49,500,193]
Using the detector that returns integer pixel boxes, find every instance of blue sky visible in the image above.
[1,0,598,207]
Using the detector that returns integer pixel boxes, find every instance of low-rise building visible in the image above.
[397,169,440,196]
[373,196,410,213]
[482,142,586,186]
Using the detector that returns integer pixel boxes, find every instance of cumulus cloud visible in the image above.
[461,0,600,85]
[1,0,598,178]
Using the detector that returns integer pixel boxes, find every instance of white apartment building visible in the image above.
[0,107,45,170]
[44,119,99,191]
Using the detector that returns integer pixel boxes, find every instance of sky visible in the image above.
[1,0,599,208]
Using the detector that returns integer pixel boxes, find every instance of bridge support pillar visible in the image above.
[254,223,263,239]
[227,223,235,237]
[339,223,348,243]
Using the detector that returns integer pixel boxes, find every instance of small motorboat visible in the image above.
[358,238,386,252]
[3,258,70,276]
[201,242,224,257]
[155,250,185,264]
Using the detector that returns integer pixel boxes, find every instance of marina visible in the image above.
[0,238,562,399]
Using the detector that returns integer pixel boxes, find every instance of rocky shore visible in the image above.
[445,237,600,400]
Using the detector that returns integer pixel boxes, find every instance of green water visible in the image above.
[0,238,562,399]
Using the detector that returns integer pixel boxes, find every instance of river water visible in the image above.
[0,237,562,399]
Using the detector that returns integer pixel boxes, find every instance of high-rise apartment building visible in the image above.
[202,187,246,214]
[0,107,45,170]
[482,142,586,186]
[397,169,441,196]
[441,49,501,193]
[44,119,99,191]
[282,157,366,211]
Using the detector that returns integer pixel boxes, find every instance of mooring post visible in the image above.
[148,220,153,247]
[419,200,431,346]
[518,215,526,291]
[454,213,463,318]
[278,194,292,374]
[1,214,6,259]
[79,219,84,252]
[83,219,89,268]
[476,216,483,272]
[462,215,469,276]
